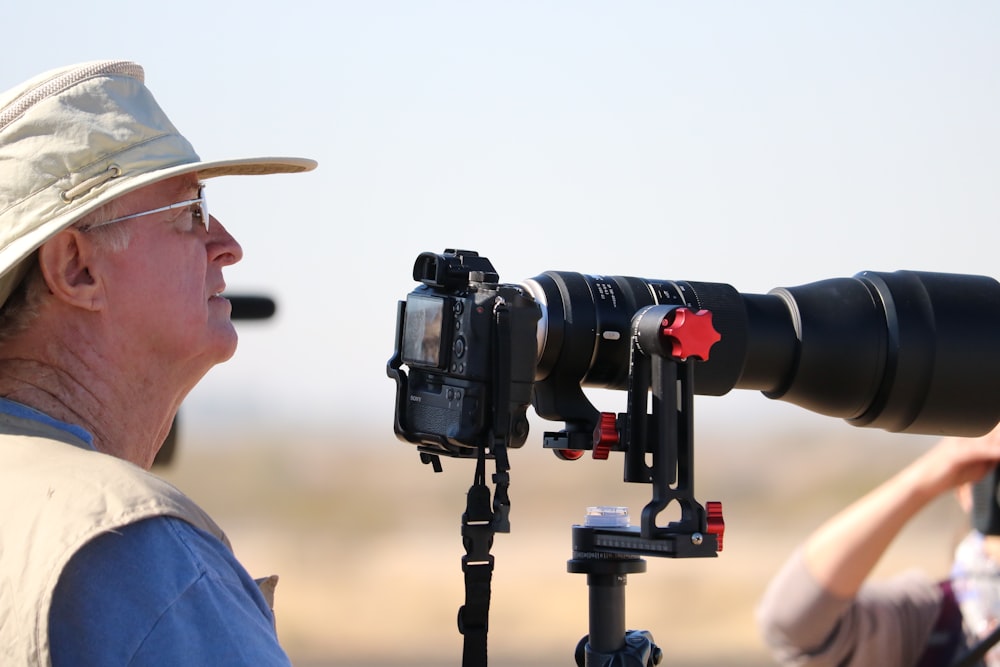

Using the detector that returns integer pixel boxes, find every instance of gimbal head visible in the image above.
[567,304,725,666]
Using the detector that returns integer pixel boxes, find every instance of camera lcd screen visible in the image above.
[402,294,447,368]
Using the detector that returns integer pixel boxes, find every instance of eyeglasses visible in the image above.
[80,185,208,232]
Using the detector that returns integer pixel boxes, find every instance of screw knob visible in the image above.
[592,412,618,460]
[660,308,721,361]
[706,501,725,551]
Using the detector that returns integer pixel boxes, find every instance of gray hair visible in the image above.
[0,203,133,343]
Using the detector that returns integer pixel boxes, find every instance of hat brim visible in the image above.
[15,154,315,257]
[0,155,317,306]
[100,155,319,202]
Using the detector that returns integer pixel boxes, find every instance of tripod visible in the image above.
[551,305,725,666]
[568,535,653,666]
[446,305,725,666]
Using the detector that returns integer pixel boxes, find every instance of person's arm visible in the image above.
[50,516,290,667]
[757,425,1000,667]
[804,428,1000,599]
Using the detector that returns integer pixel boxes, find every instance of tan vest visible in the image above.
[0,414,232,667]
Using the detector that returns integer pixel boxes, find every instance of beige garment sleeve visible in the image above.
[755,547,944,667]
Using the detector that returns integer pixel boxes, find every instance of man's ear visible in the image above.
[37,229,103,311]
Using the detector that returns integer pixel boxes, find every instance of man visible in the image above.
[0,60,316,665]
[757,425,1000,667]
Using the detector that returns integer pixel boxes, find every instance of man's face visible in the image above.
[92,175,244,381]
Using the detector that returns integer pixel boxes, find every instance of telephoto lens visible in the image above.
[525,269,1000,437]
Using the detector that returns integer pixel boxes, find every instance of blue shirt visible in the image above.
[49,517,290,666]
[0,400,291,666]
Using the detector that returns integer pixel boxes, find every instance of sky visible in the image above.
[2,1,999,446]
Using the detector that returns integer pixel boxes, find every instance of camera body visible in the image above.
[973,467,1000,535]
[389,250,540,458]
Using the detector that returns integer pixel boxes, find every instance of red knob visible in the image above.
[592,412,618,460]
[706,501,725,552]
[660,308,722,361]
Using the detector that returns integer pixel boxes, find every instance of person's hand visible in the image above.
[802,422,1000,598]
[903,424,1000,502]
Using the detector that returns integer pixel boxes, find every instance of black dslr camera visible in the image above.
[391,249,1000,453]
[390,249,1000,523]
[389,249,540,458]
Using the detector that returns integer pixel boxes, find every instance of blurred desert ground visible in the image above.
[158,411,963,667]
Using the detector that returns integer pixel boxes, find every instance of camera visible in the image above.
[390,248,1000,459]
[388,250,541,458]
[388,249,1000,662]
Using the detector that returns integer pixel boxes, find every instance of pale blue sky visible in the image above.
[3,2,999,442]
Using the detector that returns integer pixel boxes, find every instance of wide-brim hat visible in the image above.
[0,59,317,306]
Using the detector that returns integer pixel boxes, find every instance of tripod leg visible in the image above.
[587,572,628,655]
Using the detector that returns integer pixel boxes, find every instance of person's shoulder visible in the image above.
[60,516,230,596]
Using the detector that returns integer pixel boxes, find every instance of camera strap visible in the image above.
[456,294,520,666]
[459,448,495,667]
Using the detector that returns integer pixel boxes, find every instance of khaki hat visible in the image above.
[0,59,318,306]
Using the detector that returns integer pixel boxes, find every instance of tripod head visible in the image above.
[565,304,724,666]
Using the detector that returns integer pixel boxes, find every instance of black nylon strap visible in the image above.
[458,562,492,667]
[457,299,520,667]
[459,451,495,667]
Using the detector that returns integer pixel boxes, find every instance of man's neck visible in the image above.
[0,358,173,469]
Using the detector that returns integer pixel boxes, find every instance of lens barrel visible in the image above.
[524,270,1000,436]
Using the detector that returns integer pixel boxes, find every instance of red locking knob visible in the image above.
[660,308,722,361]
[592,412,618,460]
[706,501,725,552]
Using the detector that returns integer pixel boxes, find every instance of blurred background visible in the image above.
[3,2,998,664]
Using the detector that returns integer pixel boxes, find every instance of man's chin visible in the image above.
[207,326,239,365]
